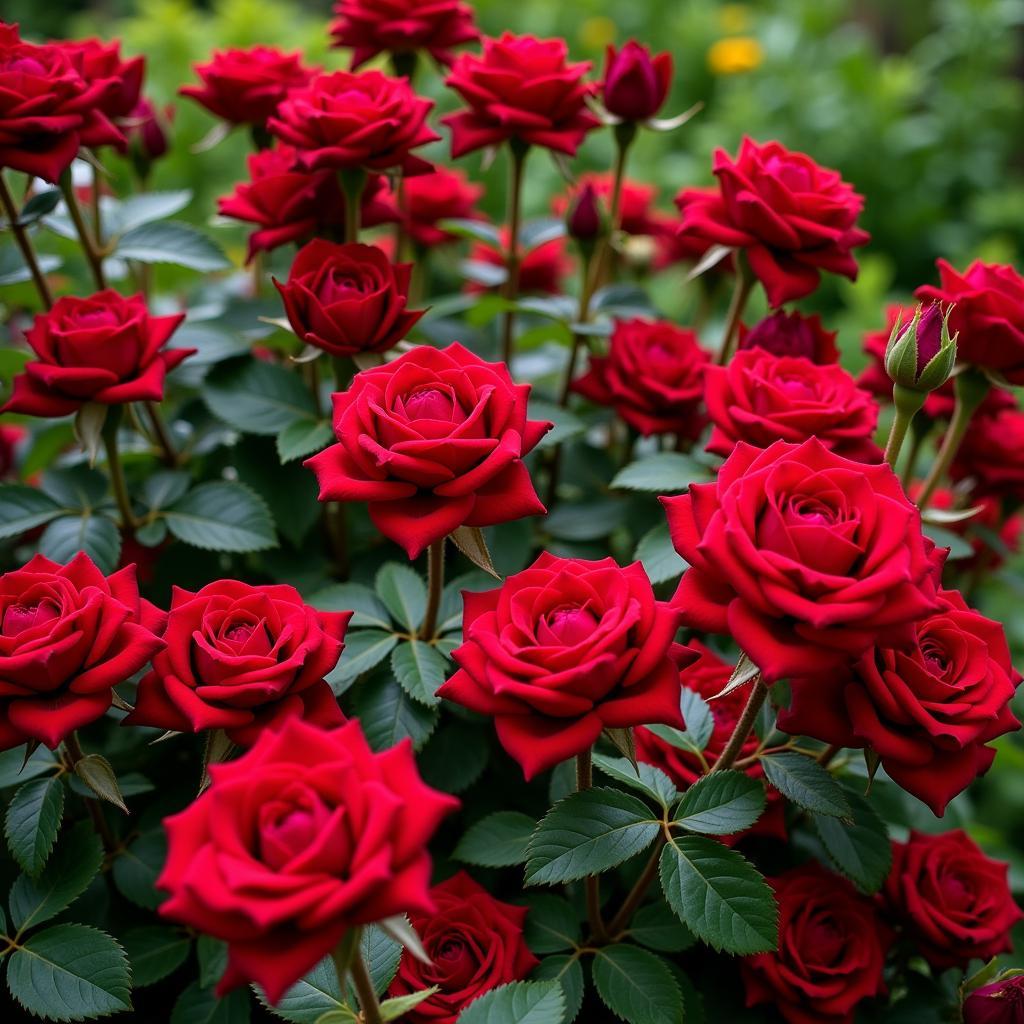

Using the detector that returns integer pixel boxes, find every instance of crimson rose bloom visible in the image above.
[158,717,459,1004]
[951,408,1024,503]
[676,138,870,307]
[964,975,1024,1024]
[127,580,349,747]
[468,230,571,296]
[704,349,881,462]
[306,343,550,559]
[602,41,672,122]
[781,590,1019,815]
[443,33,599,157]
[2,290,192,418]
[386,872,538,1023]
[883,830,1023,970]
[0,552,164,751]
[401,167,484,248]
[664,438,941,682]
[330,0,479,70]
[59,38,145,122]
[274,241,423,358]
[738,310,838,363]
[179,47,314,126]
[268,69,438,175]
[573,318,709,438]
[437,553,694,779]
[552,172,661,237]
[741,863,891,1024]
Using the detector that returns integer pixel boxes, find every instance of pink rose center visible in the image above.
[920,640,949,676]
[258,801,321,870]
[765,154,813,192]
[4,56,46,75]
[544,604,599,645]
[404,386,455,421]
[320,270,372,303]
[776,374,817,401]
[2,600,59,637]
[73,309,121,329]
[786,497,837,527]
[218,618,273,657]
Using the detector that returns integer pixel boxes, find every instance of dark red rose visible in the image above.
[0,26,123,182]
[564,181,603,242]
[125,96,173,162]
[738,310,838,363]
[2,290,192,418]
[664,438,942,682]
[704,349,881,462]
[883,830,1023,970]
[59,37,145,122]
[676,138,870,307]
[127,580,349,747]
[268,69,438,175]
[443,33,599,158]
[635,642,787,844]
[179,46,314,126]
[274,241,423,358]
[741,862,891,1024]
[964,975,1024,1024]
[916,260,1024,384]
[158,717,459,1004]
[652,198,735,274]
[602,41,672,122]
[0,424,24,478]
[781,589,1019,815]
[0,552,164,751]
[951,407,1024,503]
[400,167,483,248]
[468,230,571,296]
[386,872,537,1023]
[306,343,551,559]
[437,553,693,779]
[553,172,661,237]
[330,0,479,70]
[573,318,710,438]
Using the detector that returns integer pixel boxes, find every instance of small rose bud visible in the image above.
[126,97,174,177]
[963,974,1024,1024]
[602,41,673,122]
[884,302,957,393]
[565,182,605,243]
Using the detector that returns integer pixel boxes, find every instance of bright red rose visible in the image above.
[951,407,1024,503]
[664,438,942,682]
[437,553,694,779]
[916,260,1024,384]
[274,241,423,358]
[573,318,710,438]
[741,862,891,1024]
[127,580,349,747]
[306,343,551,559]
[602,41,672,122]
[738,310,838,363]
[2,290,192,418]
[179,46,315,126]
[386,872,538,1023]
[443,33,599,158]
[59,37,144,122]
[676,138,870,307]
[704,349,881,462]
[400,167,483,248]
[268,69,438,175]
[963,974,1024,1024]
[0,552,164,751]
[781,589,1019,815]
[552,172,661,237]
[330,0,479,70]
[158,717,459,1004]
[468,230,571,296]
[883,830,1023,970]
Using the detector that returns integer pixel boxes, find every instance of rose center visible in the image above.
[438,939,466,961]
[806,917,845,964]
[73,309,120,329]
[544,604,599,645]
[258,803,319,869]
[5,57,47,75]
[776,375,817,400]
[320,270,371,302]
[940,871,973,908]
[2,600,59,637]
[404,387,454,421]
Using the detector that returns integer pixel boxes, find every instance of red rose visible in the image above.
[268,69,438,175]
[400,167,483,248]
[0,27,123,182]
[437,553,693,779]
[635,642,787,844]
[883,830,1023,970]
[664,438,941,682]
[552,172,661,237]
[0,424,24,478]
[468,230,571,296]
[157,717,459,1003]
[917,488,1021,571]
[0,552,164,751]
[126,96,173,163]
[443,33,599,158]
[573,318,709,438]
[781,589,1019,815]
[274,241,423,358]
[179,46,315,126]
[704,349,881,462]
[330,0,479,70]
[964,975,1024,1024]
[59,37,145,123]
[676,138,870,307]
[306,343,551,559]
[386,872,537,1023]
[653,195,735,273]
[916,260,1024,384]
[127,580,349,747]
[741,862,891,1024]
[738,310,838,363]
[602,41,672,122]
[952,407,1024,503]
[2,290,192,418]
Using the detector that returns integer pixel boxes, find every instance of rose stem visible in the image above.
[712,675,767,772]
[419,539,445,641]
[606,833,666,938]
[883,387,925,470]
[900,415,932,489]
[102,407,138,530]
[576,747,609,943]
[588,120,636,293]
[499,142,529,366]
[715,256,753,366]
[90,162,103,244]
[339,169,366,245]
[348,949,385,1024]
[0,173,55,309]
[145,401,180,467]
[62,731,119,854]
[817,742,842,767]
[60,169,107,291]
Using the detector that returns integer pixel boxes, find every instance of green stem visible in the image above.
[0,173,54,309]
[348,949,384,1024]
[901,415,931,489]
[712,676,766,772]
[61,732,118,855]
[102,408,137,530]
[499,144,529,366]
[883,387,925,470]
[419,539,445,641]
[339,169,366,245]
[90,162,102,246]
[577,748,608,943]
[715,257,753,366]
[60,171,106,290]
[587,121,635,294]
[606,833,666,938]
[145,401,180,467]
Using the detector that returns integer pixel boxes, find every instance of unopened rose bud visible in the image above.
[566,182,605,243]
[126,97,174,180]
[963,973,1024,1024]
[602,41,672,122]
[885,302,957,393]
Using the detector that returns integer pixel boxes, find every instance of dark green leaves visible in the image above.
[205,357,317,436]
[375,562,426,632]
[761,753,851,818]
[114,220,230,271]
[812,788,892,893]
[456,980,565,1024]
[673,771,765,835]
[328,632,399,694]
[170,981,250,1023]
[5,777,64,875]
[634,524,688,584]
[592,754,677,809]
[391,639,448,707]
[164,481,276,552]
[0,485,65,539]
[353,672,438,752]
[611,452,708,493]
[122,926,191,987]
[454,812,535,868]
[591,945,684,1024]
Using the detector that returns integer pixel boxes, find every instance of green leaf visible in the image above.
[437,218,503,247]
[418,719,490,794]
[326,631,399,695]
[170,981,251,1024]
[375,562,426,632]
[140,470,191,512]
[0,745,57,789]
[39,464,108,510]
[165,482,276,553]
[0,245,61,285]
[761,752,851,818]
[277,420,333,462]
[112,830,167,909]
[115,190,193,232]
[525,788,659,885]
[437,570,495,633]
[38,514,122,574]
[592,754,677,809]
[457,980,565,1024]
[379,988,440,1021]
[673,771,765,835]
[354,672,438,752]
[634,525,688,585]
[122,926,191,987]
[5,777,64,876]
[923,523,975,561]
[812,789,892,893]
[545,498,628,541]
[519,217,565,251]
[449,526,500,578]
[356,925,403,996]
[7,924,131,1021]
[115,220,231,271]
[0,484,62,539]
[262,956,344,1023]
[308,583,391,630]
[530,956,583,1023]
[391,640,448,707]
[73,752,128,812]
[198,935,228,989]
[592,945,683,1024]
[628,902,696,953]
[529,400,585,450]
[205,357,317,436]
[659,835,777,955]
[17,188,62,225]
[454,811,536,868]
[611,452,708,493]
[521,894,581,954]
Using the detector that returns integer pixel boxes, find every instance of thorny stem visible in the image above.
[712,675,767,772]
[715,258,753,366]
[606,833,666,938]
[419,540,445,641]
[103,408,138,530]
[61,732,118,854]
[60,171,106,290]
[499,144,529,365]
[576,748,609,943]
[348,948,384,1024]
[0,173,54,309]
[587,122,635,294]
[145,401,180,467]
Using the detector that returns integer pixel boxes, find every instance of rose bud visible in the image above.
[738,310,839,363]
[565,180,605,244]
[964,974,1024,1024]
[884,302,957,394]
[126,97,173,162]
[602,41,672,122]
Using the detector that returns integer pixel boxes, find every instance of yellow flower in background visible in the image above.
[580,16,616,51]
[708,36,763,75]
[718,4,752,34]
